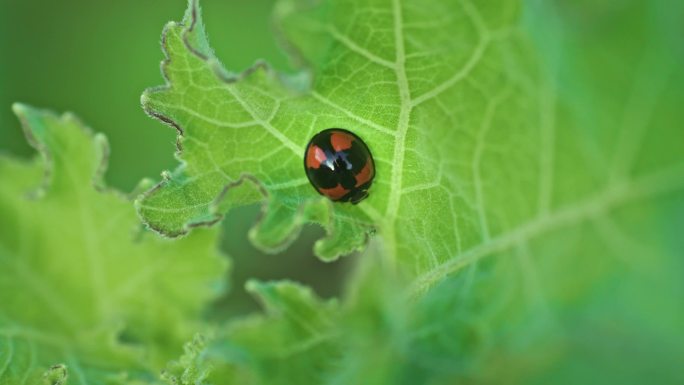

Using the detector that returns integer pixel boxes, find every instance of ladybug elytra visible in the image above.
[304,128,375,204]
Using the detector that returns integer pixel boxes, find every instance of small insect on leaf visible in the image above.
[304,128,376,204]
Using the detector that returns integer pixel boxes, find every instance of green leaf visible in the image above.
[136,0,684,274]
[161,281,339,385]
[146,0,684,383]
[0,105,227,384]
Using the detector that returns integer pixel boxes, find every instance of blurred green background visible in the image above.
[0,0,356,315]
[1,0,288,189]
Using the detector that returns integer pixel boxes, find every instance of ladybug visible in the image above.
[304,128,375,204]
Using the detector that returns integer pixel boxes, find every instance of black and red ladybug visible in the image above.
[304,128,375,204]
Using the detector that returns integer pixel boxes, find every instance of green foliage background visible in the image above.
[0,0,351,317]
[1,0,286,189]
[1,0,683,384]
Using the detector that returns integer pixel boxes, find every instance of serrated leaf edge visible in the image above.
[134,0,374,261]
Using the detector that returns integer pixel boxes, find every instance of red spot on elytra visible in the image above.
[330,132,354,152]
[318,184,349,200]
[354,162,374,187]
[306,145,326,169]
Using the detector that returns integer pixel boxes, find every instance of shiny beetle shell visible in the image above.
[304,128,375,204]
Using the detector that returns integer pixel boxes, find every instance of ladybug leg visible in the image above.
[350,189,369,204]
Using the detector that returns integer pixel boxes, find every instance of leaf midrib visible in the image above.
[381,0,412,264]
[382,0,490,265]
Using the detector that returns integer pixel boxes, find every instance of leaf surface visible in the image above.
[136,0,529,267]
[146,0,684,383]
[162,281,339,385]
[0,105,227,384]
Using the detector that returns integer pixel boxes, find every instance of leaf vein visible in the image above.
[328,26,397,69]
[409,165,684,297]
[311,91,396,136]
